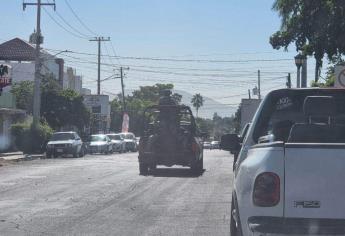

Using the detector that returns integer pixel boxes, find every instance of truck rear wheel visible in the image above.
[139,163,149,175]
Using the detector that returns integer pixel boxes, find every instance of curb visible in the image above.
[0,152,23,158]
[0,154,45,165]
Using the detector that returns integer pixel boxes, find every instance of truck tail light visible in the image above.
[253,172,280,207]
[191,142,198,154]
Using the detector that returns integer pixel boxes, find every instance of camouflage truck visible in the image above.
[138,90,204,175]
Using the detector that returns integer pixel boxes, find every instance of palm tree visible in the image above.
[191,93,204,118]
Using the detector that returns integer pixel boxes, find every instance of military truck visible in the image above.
[138,90,204,175]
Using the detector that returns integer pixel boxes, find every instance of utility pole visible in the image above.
[258,70,261,100]
[301,57,308,88]
[120,67,130,113]
[286,73,291,88]
[23,0,56,125]
[89,37,110,95]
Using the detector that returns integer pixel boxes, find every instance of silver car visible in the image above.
[89,134,113,154]
[46,132,84,158]
[106,134,126,153]
[120,132,137,152]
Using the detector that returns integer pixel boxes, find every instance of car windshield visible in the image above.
[107,135,121,140]
[50,133,74,141]
[124,134,134,139]
[91,135,107,142]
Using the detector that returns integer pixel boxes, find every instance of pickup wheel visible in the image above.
[230,196,242,236]
[139,162,149,175]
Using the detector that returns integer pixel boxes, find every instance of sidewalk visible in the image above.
[0,152,45,165]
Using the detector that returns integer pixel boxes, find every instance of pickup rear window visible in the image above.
[253,90,345,144]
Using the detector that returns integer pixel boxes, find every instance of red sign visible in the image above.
[0,64,12,88]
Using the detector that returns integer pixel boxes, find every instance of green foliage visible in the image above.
[11,81,34,113]
[191,93,204,118]
[195,113,236,140]
[12,76,90,132]
[11,121,53,154]
[233,104,242,134]
[270,0,345,80]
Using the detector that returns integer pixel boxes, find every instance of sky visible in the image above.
[1,0,321,116]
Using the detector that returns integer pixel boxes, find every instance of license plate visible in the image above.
[57,148,63,152]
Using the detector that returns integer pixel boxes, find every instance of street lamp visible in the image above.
[52,50,71,57]
[295,53,306,88]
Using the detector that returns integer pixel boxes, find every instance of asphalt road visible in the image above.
[0,150,233,236]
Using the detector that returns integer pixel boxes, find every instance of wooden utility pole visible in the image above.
[23,0,56,124]
[120,67,129,113]
[89,37,110,95]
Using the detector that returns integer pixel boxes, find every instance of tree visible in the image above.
[11,80,34,114]
[270,0,345,81]
[12,75,90,132]
[191,93,204,118]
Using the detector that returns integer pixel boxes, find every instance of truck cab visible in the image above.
[222,88,345,235]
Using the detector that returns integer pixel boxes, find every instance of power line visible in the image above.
[42,48,293,63]
[43,8,89,39]
[63,0,98,36]
[46,0,91,38]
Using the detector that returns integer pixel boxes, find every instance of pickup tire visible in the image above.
[230,196,242,236]
[139,162,149,175]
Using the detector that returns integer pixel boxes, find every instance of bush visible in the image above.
[11,121,53,154]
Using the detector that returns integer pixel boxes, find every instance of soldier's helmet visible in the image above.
[159,89,176,106]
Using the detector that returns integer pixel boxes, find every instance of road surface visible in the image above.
[0,150,233,236]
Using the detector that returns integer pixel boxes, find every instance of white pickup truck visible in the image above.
[221,88,345,236]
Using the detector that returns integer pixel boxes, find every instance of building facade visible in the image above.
[83,95,111,134]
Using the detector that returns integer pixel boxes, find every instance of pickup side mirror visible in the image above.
[220,134,240,152]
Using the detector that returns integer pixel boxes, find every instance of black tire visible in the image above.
[79,148,85,157]
[230,197,242,236]
[190,159,198,173]
[149,163,157,172]
[73,149,78,158]
[139,162,149,175]
[198,158,203,172]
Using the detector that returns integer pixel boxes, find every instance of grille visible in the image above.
[55,144,66,148]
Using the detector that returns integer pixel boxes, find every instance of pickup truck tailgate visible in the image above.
[284,143,345,219]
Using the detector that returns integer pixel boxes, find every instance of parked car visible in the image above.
[106,133,126,153]
[221,88,345,236]
[89,134,113,154]
[210,140,220,149]
[46,132,84,158]
[202,141,211,149]
[120,132,137,152]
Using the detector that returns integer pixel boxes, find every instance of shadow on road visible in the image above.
[150,168,205,178]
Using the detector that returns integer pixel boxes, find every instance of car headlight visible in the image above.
[67,143,73,147]
[47,144,53,148]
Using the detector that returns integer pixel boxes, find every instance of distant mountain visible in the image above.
[173,90,237,119]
